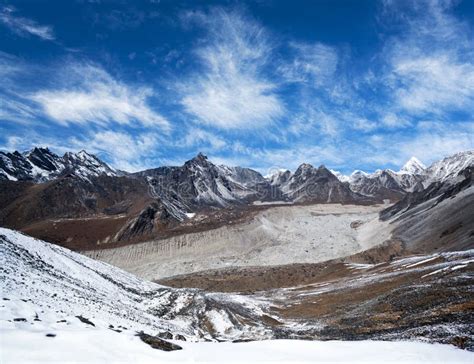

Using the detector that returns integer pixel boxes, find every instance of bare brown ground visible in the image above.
[158,243,474,349]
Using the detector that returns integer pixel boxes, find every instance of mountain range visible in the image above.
[0,147,472,249]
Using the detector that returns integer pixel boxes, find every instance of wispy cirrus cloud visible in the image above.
[30,63,170,130]
[69,130,162,172]
[0,6,55,40]
[363,121,474,167]
[280,41,338,85]
[383,0,474,117]
[182,128,227,150]
[391,55,474,114]
[180,8,284,129]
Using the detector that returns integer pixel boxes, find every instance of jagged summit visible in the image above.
[195,151,207,160]
[185,152,212,170]
[400,156,426,174]
[426,150,474,183]
[295,163,314,172]
[187,152,208,164]
[0,147,116,182]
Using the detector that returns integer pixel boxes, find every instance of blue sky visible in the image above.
[0,0,473,174]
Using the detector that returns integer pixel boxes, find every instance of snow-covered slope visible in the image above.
[62,150,117,181]
[0,148,65,182]
[2,226,473,362]
[2,229,473,362]
[0,228,274,342]
[0,148,117,182]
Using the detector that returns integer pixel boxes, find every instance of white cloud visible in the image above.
[380,112,411,128]
[180,8,284,129]
[182,128,226,150]
[392,54,474,114]
[69,131,161,172]
[358,121,474,167]
[31,63,170,130]
[289,100,341,137]
[351,117,378,132]
[280,41,338,85]
[0,96,37,124]
[0,6,55,40]
[384,0,474,116]
[214,142,345,173]
[395,122,474,163]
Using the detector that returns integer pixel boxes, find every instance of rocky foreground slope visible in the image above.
[1,227,473,353]
[0,227,275,342]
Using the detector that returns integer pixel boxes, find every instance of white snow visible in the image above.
[426,150,474,183]
[0,228,271,341]
[330,169,350,183]
[400,157,426,175]
[405,256,439,268]
[2,322,472,364]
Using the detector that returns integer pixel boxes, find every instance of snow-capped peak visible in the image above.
[426,150,474,183]
[330,170,350,183]
[400,157,426,175]
[0,148,117,183]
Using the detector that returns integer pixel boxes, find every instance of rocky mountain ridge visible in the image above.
[331,151,474,199]
[0,148,472,250]
[0,147,117,182]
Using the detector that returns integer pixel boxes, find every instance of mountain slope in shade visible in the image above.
[0,147,117,182]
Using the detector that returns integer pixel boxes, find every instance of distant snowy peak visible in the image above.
[0,147,64,182]
[267,169,292,186]
[337,152,473,199]
[329,170,350,183]
[0,147,117,183]
[426,150,474,183]
[63,150,117,180]
[400,157,426,175]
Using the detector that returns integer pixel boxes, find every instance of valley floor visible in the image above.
[85,204,390,280]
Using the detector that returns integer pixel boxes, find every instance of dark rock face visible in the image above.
[136,331,182,351]
[280,164,373,204]
[0,148,117,182]
[348,170,424,202]
[381,166,474,220]
[115,201,175,241]
[134,153,269,220]
[0,175,150,229]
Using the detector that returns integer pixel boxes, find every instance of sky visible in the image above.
[0,0,473,174]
